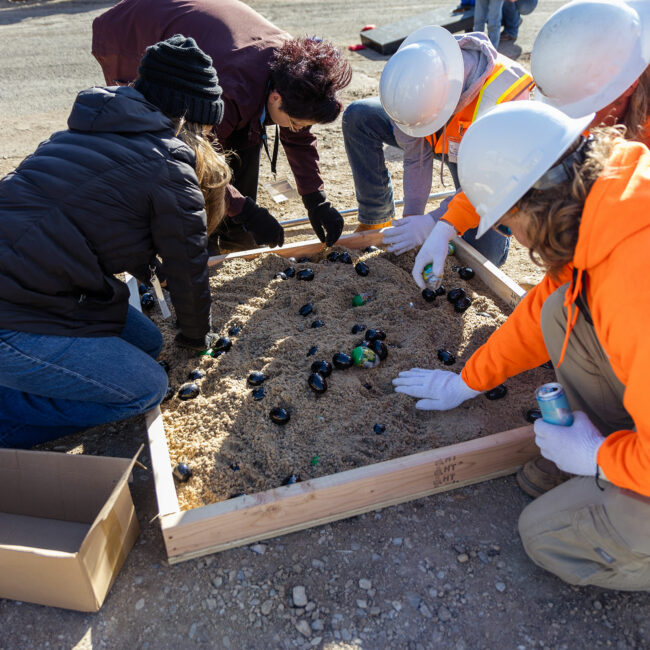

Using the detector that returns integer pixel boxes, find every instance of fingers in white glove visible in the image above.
[411,220,457,290]
[382,214,435,256]
[392,368,481,411]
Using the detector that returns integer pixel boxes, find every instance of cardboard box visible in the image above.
[0,448,140,611]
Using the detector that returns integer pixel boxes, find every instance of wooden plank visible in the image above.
[159,426,537,563]
[453,238,527,310]
[360,6,475,55]
[146,407,180,517]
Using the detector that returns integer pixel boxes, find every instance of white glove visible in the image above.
[392,368,481,411]
[382,197,453,256]
[534,411,605,476]
[382,213,436,255]
[411,220,457,290]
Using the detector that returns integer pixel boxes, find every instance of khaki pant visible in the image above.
[518,284,650,590]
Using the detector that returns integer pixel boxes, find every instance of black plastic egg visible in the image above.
[252,386,266,401]
[311,319,324,328]
[327,251,340,262]
[299,302,313,317]
[288,257,297,264]
[485,384,508,400]
[282,474,301,485]
[308,372,327,393]
[355,262,370,277]
[541,360,554,370]
[458,266,475,281]
[311,360,333,377]
[339,252,353,264]
[454,296,472,313]
[371,340,388,361]
[364,329,386,342]
[247,372,267,386]
[435,285,446,297]
[284,266,296,278]
[447,288,466,304]
[228,325,242,336]
[158,360,170,374]
[140,292,155,311]
[351,324,366,334]
[437,349,456,366]
[162,385,174,402]
[270,407,290,425]
[172,463,192,482]
[274,272,288,280]
[422,288,437,302]
[178,382,200,400]
[307,345,318,357]
[213,337,232,353]
[373,423,386,435]
[364,245,380,253]
[298,256,310,263]
[525,408,543,423]
[138,283,149,295]
[188,368,205,380]
[230,463,240,471]
[296,268,314,281]
[332,352,353,369]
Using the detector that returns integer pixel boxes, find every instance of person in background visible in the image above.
[473,0,505,48]
[0,35,230,448]
[501,0,538,43]
[347,26,532,266]
[409,0,650,342]
[394,101,650,590]
[92,0,352,253]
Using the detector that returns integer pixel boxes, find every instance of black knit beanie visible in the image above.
[134,34,224,125]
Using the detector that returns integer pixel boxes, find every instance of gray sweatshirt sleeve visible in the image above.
[392,123,433,216]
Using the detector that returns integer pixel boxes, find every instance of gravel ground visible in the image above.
[1,1,649,648]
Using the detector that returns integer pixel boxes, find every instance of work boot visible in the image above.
[354,220,392,233]
[516,455,573,498]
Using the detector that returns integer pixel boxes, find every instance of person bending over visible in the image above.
[92,0,352,253]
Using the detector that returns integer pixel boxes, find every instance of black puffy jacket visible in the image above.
[0,86,211,339]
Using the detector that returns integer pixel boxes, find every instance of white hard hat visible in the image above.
[532,0,650,118]
[379,25,464,137]
[457,102,594,238]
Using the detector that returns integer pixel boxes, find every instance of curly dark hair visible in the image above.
[269,36,352,123]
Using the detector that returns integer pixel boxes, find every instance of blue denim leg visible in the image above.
[342,97,400,224]
[501,1,520,37]
[0,306,167,448]
[462,227,510,267]
[486,0,505,48]
[473,0,489,35]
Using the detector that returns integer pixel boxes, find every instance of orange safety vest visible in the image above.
[425,55,534,161]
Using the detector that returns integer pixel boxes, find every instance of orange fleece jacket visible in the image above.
[461,140,650,496]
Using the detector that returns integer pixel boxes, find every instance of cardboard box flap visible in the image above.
[0,449,135,522]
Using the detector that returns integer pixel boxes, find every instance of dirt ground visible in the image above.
[1,1,649,649]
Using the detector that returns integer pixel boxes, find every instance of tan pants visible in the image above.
[518,284,650,590]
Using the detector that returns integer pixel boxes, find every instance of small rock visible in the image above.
[356,599,368,609]
[293,585,308,607]
[495,581,507,593]
[438,606,452,622]
[593,600,603,611]
[261,599,274,616]
[212,577,223,588]
[295,620,312,638]
[311,619,324,632]
[251,544,267,555]
[392,537,403,546]
[311,559,325,570]
[359,578,372,590]
[135,598,145,611]
[457,553,469,564]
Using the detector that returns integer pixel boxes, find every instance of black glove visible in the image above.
[174,332,219,352]
[302,190,344,246]
[233,198,284,248]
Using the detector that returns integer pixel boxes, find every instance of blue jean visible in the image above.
[502,0,538,37]
[0,306,167,448]
[474,0,505,48]
[342,97,509,266]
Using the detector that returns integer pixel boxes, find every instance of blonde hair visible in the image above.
[621,64,650,144]
[175,119,231,235]
[515,128,621,279]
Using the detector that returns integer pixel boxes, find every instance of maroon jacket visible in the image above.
[92,0,324,216]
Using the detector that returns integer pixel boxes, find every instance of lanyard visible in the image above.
[260,103,279,178]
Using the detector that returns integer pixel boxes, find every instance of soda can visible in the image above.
[535,382,574,426]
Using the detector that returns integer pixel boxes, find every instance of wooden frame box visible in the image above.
[146,231,535,564]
